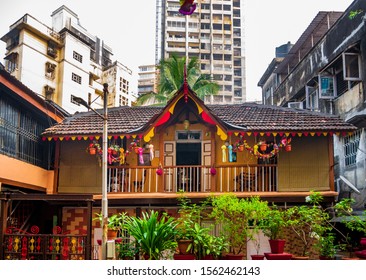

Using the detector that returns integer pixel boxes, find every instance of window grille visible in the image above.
[343,129,362,167]
[0,96,52,169]
[72,73,82,84]
[73,51,83,63]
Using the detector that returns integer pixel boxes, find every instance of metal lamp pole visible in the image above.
[73,83,109,259]
[101,83,109,260]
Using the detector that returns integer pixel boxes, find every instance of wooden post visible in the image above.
[85,199,93,260]
[53,141,61,194]
[0,196,9,260]
[210,127,216,192]
[328,134,335,192]
[158,135,165,192]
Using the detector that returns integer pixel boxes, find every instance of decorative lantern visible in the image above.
[183,119,190,130]
[210,167,217,175]
[260,143,267,152]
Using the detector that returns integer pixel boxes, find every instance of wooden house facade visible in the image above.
[1,81,356,259]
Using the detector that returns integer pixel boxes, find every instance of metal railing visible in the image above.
[107,164,278,193]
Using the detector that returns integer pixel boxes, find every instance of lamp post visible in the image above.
[74,83,109,259]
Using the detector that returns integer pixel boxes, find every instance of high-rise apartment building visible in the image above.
[156,0,246,104]
[138,64,158,95]
[1,6,133,114]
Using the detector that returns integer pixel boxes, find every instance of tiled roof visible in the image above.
[42,106,163,136]
[208,103,355,131]
[42,103,356,137]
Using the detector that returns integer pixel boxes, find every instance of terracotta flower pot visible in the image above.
[285,145,291,152]
[107,229,118,240]
[319,256,334,260]
[360,237,366,249]
[251,254,265,260]
[292,256,309,260]
[202,254,214,260]
[177,239,192,255]
[269,239,286,254]
[173,253,195,260]
[237,145,244,152]
[225,253,244,260]
[89,147,96,155]
[260,144,267,151]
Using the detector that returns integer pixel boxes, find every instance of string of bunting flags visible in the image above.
[42,131,352,142]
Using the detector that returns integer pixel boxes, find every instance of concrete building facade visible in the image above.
[258,0,366,208]
[1,5,133,113]
[156,0,246,104]
[137,64,158,96]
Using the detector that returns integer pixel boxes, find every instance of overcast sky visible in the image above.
[0,0,354,101]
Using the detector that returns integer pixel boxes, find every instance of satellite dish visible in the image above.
[339,175,361,194]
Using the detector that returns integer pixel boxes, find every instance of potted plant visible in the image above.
[187,222,210,260]
[301,193,354,259]
[249,232,265,260]
[202,234,229,260]
[261,205,288,254]
[315,233,346,260]
[109,144,120,155]
[86,141,101,155]
[124,210,178,260]
[286,192,330,259]
[115,241,139,260]
[335,198,366,235]
[209,194,270,259]
[93,212,128,239]
[334,198,366,258]
[175,194,207,256]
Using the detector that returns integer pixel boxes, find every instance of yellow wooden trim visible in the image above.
[216,125,227,141]
[168,99,180,114]
[144,127,155,142]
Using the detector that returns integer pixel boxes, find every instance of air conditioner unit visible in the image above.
[288,102,303,109]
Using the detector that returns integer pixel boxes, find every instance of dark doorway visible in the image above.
[176,143,201,165]
[176,143,201,191]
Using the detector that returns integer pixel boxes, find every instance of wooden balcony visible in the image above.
[106,164,278,194]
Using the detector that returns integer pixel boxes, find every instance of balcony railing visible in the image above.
[107,164,278,194]
[3,233,87,260]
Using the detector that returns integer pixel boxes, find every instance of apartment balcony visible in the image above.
[106,164,277,195]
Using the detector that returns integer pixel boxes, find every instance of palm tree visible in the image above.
[136,55,219,106]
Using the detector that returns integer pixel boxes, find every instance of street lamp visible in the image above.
[74,83,109,260]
